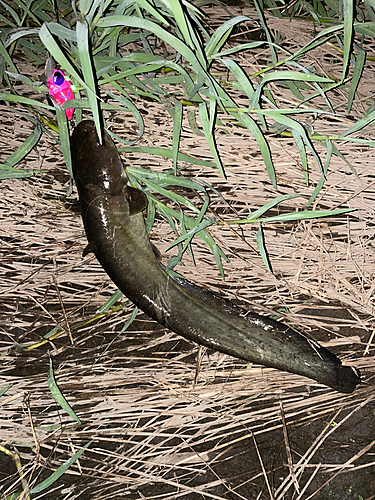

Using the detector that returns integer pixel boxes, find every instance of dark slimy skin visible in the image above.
[71,120,360,393]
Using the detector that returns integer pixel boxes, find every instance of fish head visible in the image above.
[71,120,127,197]
[71,120,147,216]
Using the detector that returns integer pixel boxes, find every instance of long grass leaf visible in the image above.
[172,97,183,173]
[47,358,82,424]
[220,58,255,101]
[39,23,91,94]
[0,39,18,73]
[260,70,333,87]
[76,20,102,142]
[96,289,123,313]
[97,15,203,74]
[0,91,53,110]
[247,194,301,220]
[199,99,224,177]
[0,0,21,25]
[256,223,272,273]
[122,146,217,167]
[147,192,228,273]
[342,0,354,79]
[55,104,72,176]
[341,109,375,137]
[0,168,36,179]
[1,122,41,168]
[141,177,200,213]
[30,441,92,494]
[291,129,308,185]
[135,0,169,25]
[127,166,206,190]
[0,383,13,397]
[261,110,323,175]
[205,15,249,58]
[210,40,264,59]
[261,208,355,223]
[253,0,277,63]
[103,89,144,145]
[354,21,375,37]
[348,45,366,113]
[307,140,332,207]
[166,218,215,251]
[234,112,276,189]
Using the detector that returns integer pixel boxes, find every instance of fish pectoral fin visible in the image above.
[83,240,96,257]
[124,186,148,215]
[151,243,162,261]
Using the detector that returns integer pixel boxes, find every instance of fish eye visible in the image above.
[53,71,65,86]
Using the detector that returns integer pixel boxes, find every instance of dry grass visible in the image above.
[1,5,375,500]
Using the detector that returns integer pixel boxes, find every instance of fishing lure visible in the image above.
[45,58,75,120]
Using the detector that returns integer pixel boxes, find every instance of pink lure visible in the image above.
[47,69,74,120]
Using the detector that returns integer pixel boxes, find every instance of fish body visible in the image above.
[71,120,360,393]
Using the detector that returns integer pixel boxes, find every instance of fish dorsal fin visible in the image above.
[124,186,148,215]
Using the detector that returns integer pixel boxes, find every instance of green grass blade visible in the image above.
[210,41,265,59]
[135,0,169,25]
[47,21,77,42]
[166,191,213,252]
[127,166,206,191]
[291,129,308,185]
[96,289,123,313]
[342,0,354,79]
[348,45,366,113]
[212,243,227,280]
[172,97,183,173]
[256,223,272,273]
[0,91,52,110]
[122,146,217,168]
[261,208,355,223]
[13,0,42,26]
[47,358,82,424]
[97,15,202,74]
[145,196,156,234]
[260,70,333,87]
[247,193,301,220]
[354,21,375,37]
[166,218,215,251]
[307,140,332,207]
[220,58,255,101]
[146,192,228,275]
[39,23,92,95]
[103,89,144,144]
[0,168,36,179]
[0,122,41,168]
[232,206,355,225]
[0,383,13,397]
[0,39,18,73]
[30,441,92,494]
[98,307,139,359]
[341,109,375,137]
[199,98,224,177]
[253,0,277,63]
[261,109,323,176]
[234,112,276,189]
[55,105,72,177]
[141,177,200,213]
[76,19,102,142]
[165,0,193,47]
[205,15,249,59]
